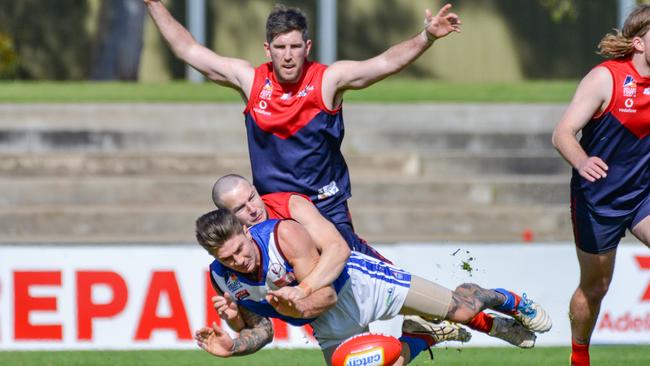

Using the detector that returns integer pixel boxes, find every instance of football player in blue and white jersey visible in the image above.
[194,210,552,365]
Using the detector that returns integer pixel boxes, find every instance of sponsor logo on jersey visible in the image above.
[297,85,314,98]
[259,78,273,100]
[619,98,637,113]
[344,348,385,366]
[272,272,297,288]
[226,273,243,292]
[643,87,650,95]
[254,100,272,116]
[623,75,637,97]
[317,181,340,200]
[281,92,292,100]
[235,289,250,300]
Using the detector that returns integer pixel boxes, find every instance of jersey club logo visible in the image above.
[623,75,637,97]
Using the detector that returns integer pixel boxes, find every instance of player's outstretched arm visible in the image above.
[552,66,612,182]
[231,307,274,355]
[322,3,460,103]
[144,0,254,94]
[284,195,350,300]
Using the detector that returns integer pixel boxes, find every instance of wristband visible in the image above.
[422,29,436,42]
[298,282,313,297]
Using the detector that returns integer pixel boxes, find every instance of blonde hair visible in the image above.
[598,5,650,58]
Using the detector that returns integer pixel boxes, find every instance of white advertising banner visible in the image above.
[0,243,648,350]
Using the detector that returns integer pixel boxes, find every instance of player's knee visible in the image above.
[454,282,480,295]
[449,289,480,324]
[581,280,610,302]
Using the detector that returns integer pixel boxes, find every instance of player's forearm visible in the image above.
[552,128,589,170]
[145,1,198,60]
[230,327,273,356]
[375,31,434,77]
[231,314,273,356]
[299,244,350,295]
[294,287,337,318]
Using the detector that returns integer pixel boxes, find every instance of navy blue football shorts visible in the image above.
[571,193,650,254]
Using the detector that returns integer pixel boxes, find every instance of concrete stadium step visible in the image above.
[0,152,570,177]
[0,176,569,207]
[0,104,564,153]
[349,204,574,242]
[0,204,573,244]
[0,103,563,132]
[0,128,556,154]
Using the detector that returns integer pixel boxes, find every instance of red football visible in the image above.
[331,333,402,366]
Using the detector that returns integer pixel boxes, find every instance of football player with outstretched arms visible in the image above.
[194,210,552,365]
[552,5,650,365]
[144,0,460,261]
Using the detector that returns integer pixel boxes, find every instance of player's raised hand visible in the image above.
[266,290,305,318]
[424,4,461,40]
[577,156,608,182]
[194,322,234,357]
[212,292,239,321]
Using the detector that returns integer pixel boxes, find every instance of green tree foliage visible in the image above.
[0,32,18,79]
[0,0,92,79]
[540,0,578,22]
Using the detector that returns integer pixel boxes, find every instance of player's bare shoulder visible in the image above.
[276,219,317,258]
[579,65,613,102]
[287,193,314,215]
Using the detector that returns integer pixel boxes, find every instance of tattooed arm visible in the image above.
[194,305,274,358]
[231,307,274,356]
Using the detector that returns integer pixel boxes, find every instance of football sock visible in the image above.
[466,312,494,334]
[399,335,431,361]
[493,288,521,314]
[570,339,590,366]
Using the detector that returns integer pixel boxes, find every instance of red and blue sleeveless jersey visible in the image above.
[261,192,311,220]
[244,61,351,212]
[571,58,650,215]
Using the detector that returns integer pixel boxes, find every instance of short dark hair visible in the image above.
[196,209,244,253]
[266,4,309,43]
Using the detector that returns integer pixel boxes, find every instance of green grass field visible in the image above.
[1,346,648,366]
[0,80,578,103]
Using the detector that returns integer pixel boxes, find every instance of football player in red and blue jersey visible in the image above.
[552,5,650,366]
[144,1,460,252]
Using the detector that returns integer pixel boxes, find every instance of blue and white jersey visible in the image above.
[209,219,348,326]
[209,219,412,349]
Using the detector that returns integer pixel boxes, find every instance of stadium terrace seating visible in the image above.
[0,103,585,244]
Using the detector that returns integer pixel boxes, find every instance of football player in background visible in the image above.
[552,5,650,365]
[144,0,460,260]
